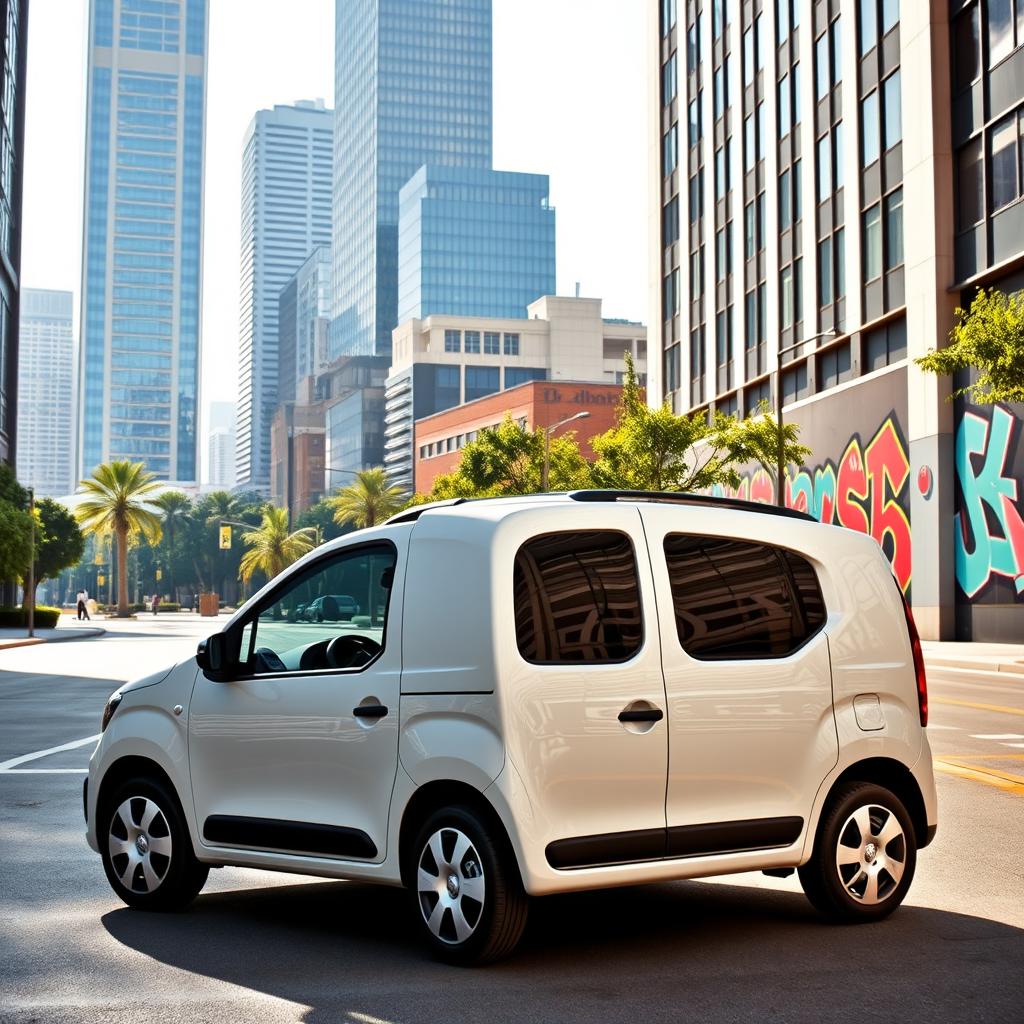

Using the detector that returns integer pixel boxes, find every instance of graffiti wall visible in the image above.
[953,398,1024,640]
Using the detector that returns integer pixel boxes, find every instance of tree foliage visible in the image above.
[0,501,32,584]
[915,287,1024,404]
[238,506,316,584]
[296,498,350,544]
[329,467,406,529]
[426,415,592,499]
[725,401,813,491]
[23,499,85,604]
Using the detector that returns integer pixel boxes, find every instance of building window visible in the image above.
[663,52,678,104]
[464,330,480,354]
[864,203,882,279]
[954,5,980,91]
[665,341,681,392]
[859,0,877,54]
[861,90,880,167]
[713,0,724,39]
[779,73,791,135]
[484,331,500,355]
[689,169,703,221]
[988,0,1022,67]
[688,98,700,146]
[717,144,728,196]
[757,103,765,162]
[831,15,843,82]
[465,366,499,402]
[777,0,790,38]
[834,121,844,189]
[714,65,725,119]
[744,201,755,258]
[819,237,833,305]
[817,134,832,201]
[663,268,680,319]
[884,188,904,269]
[444,329,461,353]
[780,266,794,328]
[882,71,902,150]
[958,138,985,229]
[690,246,704,296]
[664,196,680,245]
[744,26,754,86]
[882,0,899,34]
[663,123,678,175]
[503,332,520,356]
[779,168,792,229]
[743,118,754,172]
[991,111,1023,211]
[836,228,845,298]
[815,33,829,99]
[661,0,677,35]
[687,18,699,72]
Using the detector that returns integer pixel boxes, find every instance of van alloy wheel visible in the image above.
[834,803,907,905]
[416,827,486,944]
[107,796,173,894]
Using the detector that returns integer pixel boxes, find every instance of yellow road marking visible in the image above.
[936,752,1024,761]
[932,696,1024,717]
[933,756,1024,796]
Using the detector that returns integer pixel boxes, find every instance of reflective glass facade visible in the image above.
[332,0,493,358]
[235,102,332,492]
[397,165,555,323]
[79,0,208,483]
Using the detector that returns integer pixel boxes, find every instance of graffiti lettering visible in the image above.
[712,414,912,592]
[955,405,1024,598]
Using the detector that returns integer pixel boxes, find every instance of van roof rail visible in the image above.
[385,497,469,525]
[566,489,817,522]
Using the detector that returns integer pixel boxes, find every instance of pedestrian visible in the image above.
[152,593,161,616]
[76,589,91,621]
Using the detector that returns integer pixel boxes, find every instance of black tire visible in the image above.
[799,781,917,923]
[100,775,209,912]
[409,804,528,965]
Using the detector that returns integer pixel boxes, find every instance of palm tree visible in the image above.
[153,490,192,603]
[329,468,406,530]
[238,506,316,586]
[75,461,162,617]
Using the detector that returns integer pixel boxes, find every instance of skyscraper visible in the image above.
[78,0,209,485]
[332,0,493,359]
[650,0,1024,642]
[0,0,29,473]
[277,245,331,408]
[235,101,332,493]
[397,166,556,324]
[16,289,74,496]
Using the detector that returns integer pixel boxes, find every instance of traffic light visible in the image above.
[97,574,105,587]
[219,525,232,550]
[155,568,162,581]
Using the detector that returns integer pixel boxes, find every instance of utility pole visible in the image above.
[26,488,34,638]
[542,411,590,492]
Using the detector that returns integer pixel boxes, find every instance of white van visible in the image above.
[85,491,937,964]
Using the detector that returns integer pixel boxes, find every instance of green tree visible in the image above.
[425,416,592,499]
[915,287,1024,404]
[238,506,316,585]
[590,354,745,492]
[296,498,351,545]
[75,461,163,617]
[330,467,406,529]
[0,462,28,508]
[153,490,192,601]
[22,498,85,607]
[0,501,32,587]
[726,401,813,497]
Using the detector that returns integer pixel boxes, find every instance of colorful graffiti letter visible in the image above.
[955,406,1024,598]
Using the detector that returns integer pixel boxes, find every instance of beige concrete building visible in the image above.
[385,296,647,489]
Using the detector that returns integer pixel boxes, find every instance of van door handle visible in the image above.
[618,707,664,723]
[353,703,389,719]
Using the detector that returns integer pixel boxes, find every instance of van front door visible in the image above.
[641,505,838,860]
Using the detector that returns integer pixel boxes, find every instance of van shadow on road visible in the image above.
[102,876,1024,1024]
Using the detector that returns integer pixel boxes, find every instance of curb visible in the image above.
[0,626,106,651]
[924,657,1024,676]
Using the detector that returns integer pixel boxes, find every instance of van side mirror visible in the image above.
[196,633,233,680]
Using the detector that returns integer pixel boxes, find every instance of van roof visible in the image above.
[386,490,816,526]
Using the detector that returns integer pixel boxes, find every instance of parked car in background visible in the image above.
[84,490,936,964]
[307,594,360,622]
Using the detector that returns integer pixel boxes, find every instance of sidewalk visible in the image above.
[921,640,1024,679]
[0,623,105,650]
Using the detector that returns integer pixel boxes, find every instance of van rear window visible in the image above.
[513,531,644,664]
[663,534,826,659]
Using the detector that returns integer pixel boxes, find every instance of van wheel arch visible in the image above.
[398,780,521,889]
[98,756,185,830]
[825,758,930,848]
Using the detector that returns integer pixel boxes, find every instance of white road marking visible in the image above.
[0,768,89,774]
[0,734,100,771]
[926,724,960,730]
[970,733,1024,740]
[349,1014,399,1024]
[1004,743,1024,749]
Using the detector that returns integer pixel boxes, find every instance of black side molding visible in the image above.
[546,816,804,870]
[203,815,377,859]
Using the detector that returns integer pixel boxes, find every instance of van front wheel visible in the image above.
[799,781,917,922]
[410,805,528,964]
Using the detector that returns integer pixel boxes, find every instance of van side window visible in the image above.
[663,534,826,659]
[513,531,644,664]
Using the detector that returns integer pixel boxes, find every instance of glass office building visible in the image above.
[332,0,493,359]
[78,0,208,484]
[0,0,28,473]
[397,165,556,323]
[234,101,333,493]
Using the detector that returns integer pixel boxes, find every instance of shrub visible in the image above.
[0,606,62,628]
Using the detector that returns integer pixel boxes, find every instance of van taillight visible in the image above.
[898,588,928,727]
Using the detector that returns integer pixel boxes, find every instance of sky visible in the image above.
[20,0,647,464]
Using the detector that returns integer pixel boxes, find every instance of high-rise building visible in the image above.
[277,245,331,407]
[78,0,209,485]
[16,289,75,496]
[0,0,29,473]
[205,399,235,489]
[235,101,332,493]
[650,0,1024,641]
[397,166,556,324]
[332,0,493,359]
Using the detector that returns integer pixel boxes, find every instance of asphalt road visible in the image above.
[1,617,1022,1024]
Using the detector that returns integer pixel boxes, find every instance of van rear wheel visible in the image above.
[799,781,917,922]
[409,805,528,965]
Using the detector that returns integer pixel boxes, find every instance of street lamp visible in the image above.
[773,329,838,506]
[541,411,590,492]
[26,487,34,638]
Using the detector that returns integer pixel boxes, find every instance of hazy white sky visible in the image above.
[21,0,647,439]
